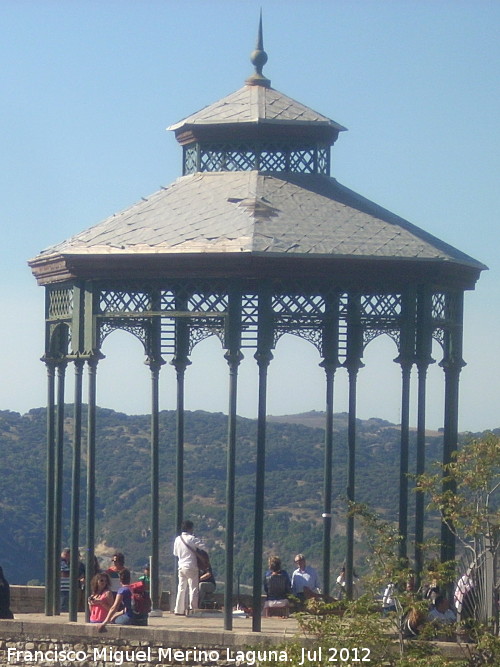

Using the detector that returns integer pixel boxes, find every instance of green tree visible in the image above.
[418,433,500,633]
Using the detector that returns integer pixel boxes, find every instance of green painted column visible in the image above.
[149,356,164,611]
[84,354,100,622]
[395,289,417,560]
[345,295,363,600]
[224,289,243,631]
[53,361,67,615]
[414,288,434,584]
[440,291,464,564]
[148,290,164,613]
[69,358,84,621]
[320,294,339,597]
[252,287,273,633]
[321,361,336,596]
[44,358,56,615]
[172,319,190,535]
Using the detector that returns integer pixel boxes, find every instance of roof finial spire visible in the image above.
[245,10,271,88]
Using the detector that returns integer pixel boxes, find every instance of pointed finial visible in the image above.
[245,10,271,87]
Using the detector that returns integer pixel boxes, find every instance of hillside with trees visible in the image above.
[0,407,494,587]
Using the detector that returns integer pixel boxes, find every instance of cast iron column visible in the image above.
[320,294,339,596]
[44,358,57,615]
[440,292,465,564]
[396,290,416,560]
[172,316,191,534]
[84,354,100,621]
[147,292,165,613]
[345,295,363,600]
[69,358,84,621]
[148,354,164,612]
[414,288,433,583]
[224,289,243,631]
[53,360,67,614]
[252,287,273,632]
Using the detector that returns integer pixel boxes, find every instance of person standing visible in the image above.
[172,520,203,616]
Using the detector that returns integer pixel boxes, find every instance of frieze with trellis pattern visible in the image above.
[360,294,402,353]
[184,141,330,175]
[431,292,462,350]
[99,289,152,314]
[48,286,73,320]
[61,283,459,361]
[241,293,259,349]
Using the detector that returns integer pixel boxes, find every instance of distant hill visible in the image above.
[0,407,494,586]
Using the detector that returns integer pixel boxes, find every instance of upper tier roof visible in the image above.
[168,84,347,135]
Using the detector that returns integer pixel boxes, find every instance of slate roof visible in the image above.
[35,171,484,271]
[168,85,347,132]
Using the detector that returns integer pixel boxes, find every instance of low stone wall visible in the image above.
[10,586,45,614]
[0,619,291,666]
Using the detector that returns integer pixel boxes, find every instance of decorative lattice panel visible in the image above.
[188,318,225,353]
[188,142,330,175]
[260,149,287,172]
[361,294,402,323]
[273,293,325,349]
[183,146,198,175]
[160,290,176,311]
[99,290,151,314]
[48,287,73,319]
[432,293,446,321]
[241,294,259,348]
[360,294,402,351]
[160,318,175,356]
[188,291,228,313]
[431,292,462,350]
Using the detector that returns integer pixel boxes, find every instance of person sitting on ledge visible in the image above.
[88,572,113,624]
[291,553,321,604]
[98,569,147,631]
[428,595,456,624]
[263,555,291,618]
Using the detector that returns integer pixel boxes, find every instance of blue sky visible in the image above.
[1,0,499,431]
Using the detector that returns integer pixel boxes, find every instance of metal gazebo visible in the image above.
[29,23,485,631]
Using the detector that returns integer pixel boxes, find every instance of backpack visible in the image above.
[128,581,152,616]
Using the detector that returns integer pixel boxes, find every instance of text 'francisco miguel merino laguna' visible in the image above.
[7,646,291,665]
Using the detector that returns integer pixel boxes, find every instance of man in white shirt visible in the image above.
[291,554,321,603]
[172,520,203,615]
[428,595,456,624]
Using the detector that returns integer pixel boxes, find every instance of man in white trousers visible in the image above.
[172,519,203,615]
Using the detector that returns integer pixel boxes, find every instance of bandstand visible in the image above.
[29,22,485,632]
